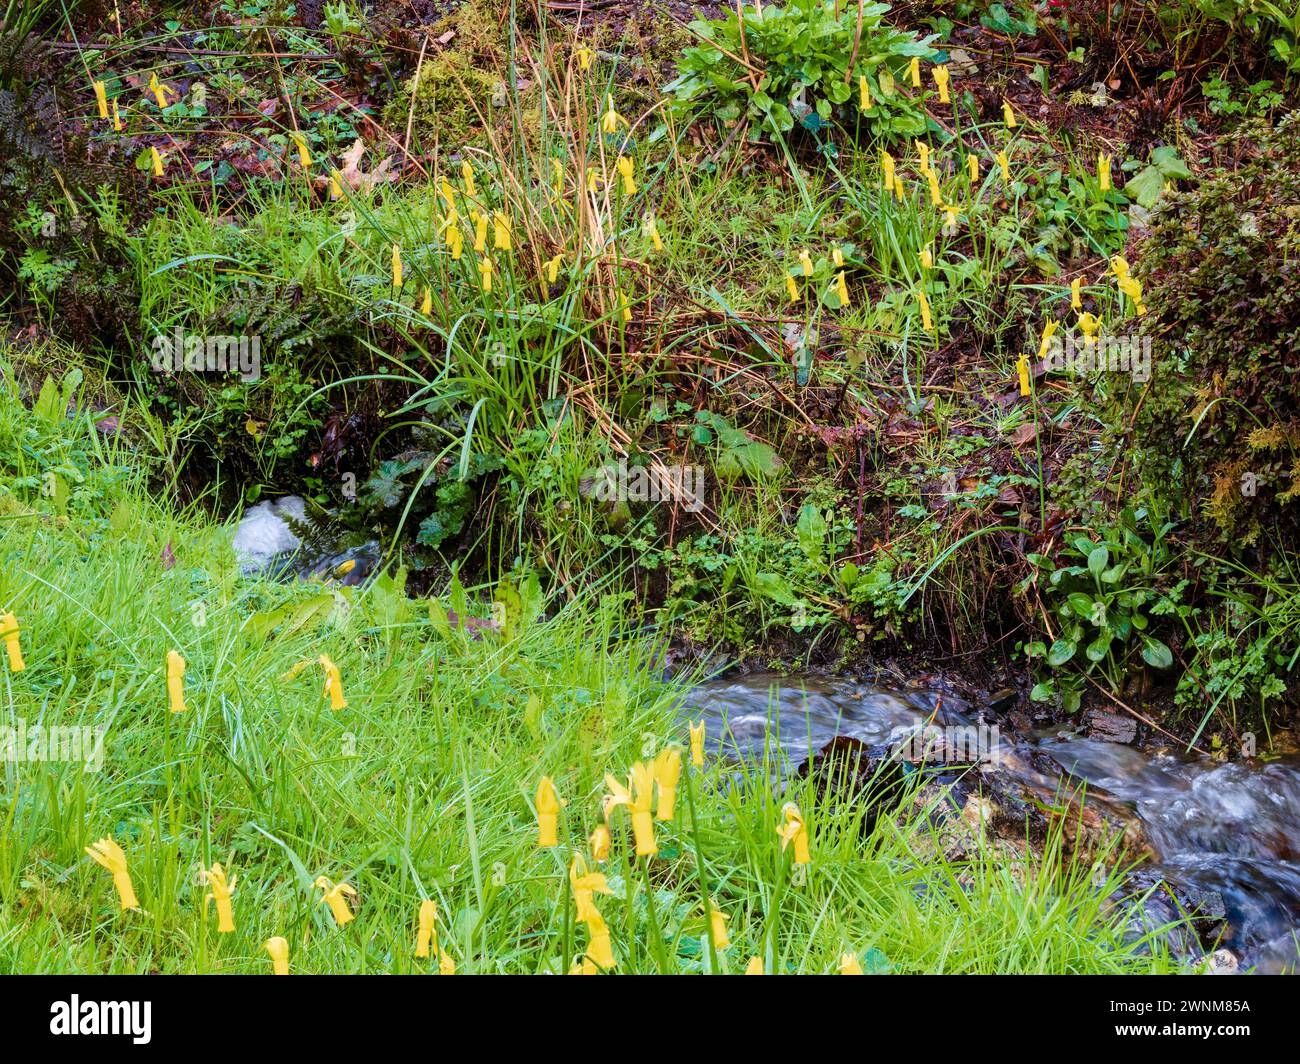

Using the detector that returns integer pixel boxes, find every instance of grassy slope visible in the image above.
[0,368,1175,973]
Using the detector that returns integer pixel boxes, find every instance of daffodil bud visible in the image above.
[909,57,921,88]
[493,211,512,251]
[1002,99,1017,128]
[997,151,1010,183]
[1016,353,1031,397]
[416,899,436,958]
[151,146,164,178]
[654,747,681,821]
[786,272,800,304]
[709,906,729,949]
[778,802,811,864]
[690,720,705,767]
[391,243,402,288]
[968,154,979,182]
[536,776,562,847]
[420,287,432,317]
[1071,277,1082,311]
[479,256,493,293]
[319,654,346,710]
[933,64,950,104]
[93,80,109,120]
[166,650,186,713]
[1098,152,1112,192]
[461,160,476,197]
[918,289,934,333]
[835,271,850,308]
[858,74,871,111]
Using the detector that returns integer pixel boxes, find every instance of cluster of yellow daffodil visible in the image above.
[89,75,167,171]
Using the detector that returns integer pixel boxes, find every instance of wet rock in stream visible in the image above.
[232,495,380,584]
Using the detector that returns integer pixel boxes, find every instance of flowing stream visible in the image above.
[684,673,1300,974]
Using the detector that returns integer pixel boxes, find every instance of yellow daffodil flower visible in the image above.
[440,178,456,209]
[943,203,959,234]
[291,131,311,168]
[778,802,811,864]
[709,906,730,949]
[630,760,657,856]
[493,211,512,252]
[0,612,25,672]
[786,272,800,304]
[264,936,289,974]
[920,244,933,270]
[1071,277,1082,310]
[833,247,845,268]
[690,719,705,766]
[319,654,346,710]
[841,952,863,974]
[391,243,402,288]
[918,289,934,333]
[798,248,813,277]
[1002,99,1017,128]
[915,140,930,175]
[148,72,171,109]
[151,146,164,178]
[926,168,942,206]
[746,955,764,975]
[1119,273,1146,315]
[166,650,186,713]
[654,746,681,821]
[616,155,636,195]
[1016,353,1031,397]
[881,150,896,194]
[1079,311,1101,345]
[1098,152,1112,192]
[858,74,871,110]
[416,899,437,958]
[472,210,488,253]
[93,80,108,120]
[314,876,358,926]
[909,57,921,88]
[576,45,594,71]
[447,224,463,261]
[569,854,613,923]
[584,907,615,969]
[551,158,564,196]
[602,94,621,134]
[330,170,343,200]
[1111,255,1131,282]
[419,287,432,316]
[1037,319,1059,362]
[112,99,122,131]
[461,160,476,197]
[618,289,632,322]
[479,256,493,293]
[835,271,850,308]
[968,154,979,182]
[85,836,139,910]
[933,64,950,104]
[545,252,563,283]
[536,776,562,846]
[590,822,610,862]
[997,151,1010,182]
[202,862,236,933]
[643,212,664,252]
[439,948,456,974]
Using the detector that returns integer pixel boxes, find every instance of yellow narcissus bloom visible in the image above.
[798,248,813,277]
[440,178,456,209]
[1079,311,1101,344]
[918,289,934,333]
[602,94,621,134]
[833,247,845,268]
[264,936,290,974]
[551,157,565,195]
[1002,99,1017,128]
[926,168,942,206]
[709,906,729,949]
[479,257,494,294]
[0,612,25,672]
[291,132,311,168]
[616,155,636,195]
[473,211,488,253]
[1119,274,1146,315]
[447,225,463,261]
[545,252,563,283]
[653,746,681,821]
[202,862,236,933]
[420,287,432,317]
[584,908,615,969]
[643,212,664,252]
[1098,152,1112,192]
[93,80,109,120]
[968,154,979,182]
[909,57,921,88]
[1111,255,1131,282]
[915,140,930,175]
[835,271,850,308]
[746,955,764,975]
[416,899,437,958]
[619,289,632,322]
[151,146,164,177]
[1016,353,1031,397]
[997,151,1010,183]
[85,836,139,910]
[590,823,610,862]
[858,74,871,110]
[942,203,959,234]
[629,761,657,856]
[536,776,562,847]
[576,45,594,71]
[493,211,512,252]
[112,99,122,132]
[933,64,950,104]
[330,171,343,200]
[777,802,811,864]
[148,72,171,109]
[1071,277,1082,310]
[920,244,933,270]
[314,876,358,926]
[391,243,402,288]
[689,720,705,766]
[569,854,613,923]
[461,159,476,197]
[1037,319,1059,362]
[786,273,800,304]
[840,952,863,974]
[881,151,896,194]
[319,654,346,710]
[439,948,456,974]
[166,650,186,713]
